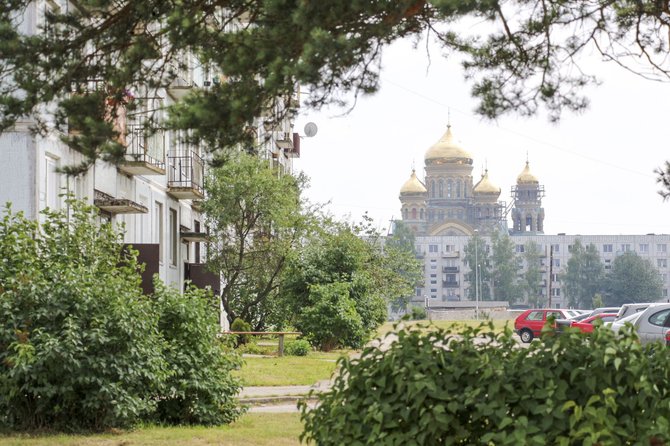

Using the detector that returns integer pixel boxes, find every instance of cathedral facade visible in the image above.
[399,125,544,236]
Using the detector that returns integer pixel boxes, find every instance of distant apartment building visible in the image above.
[399,125,669,309]
[0,1,300,300]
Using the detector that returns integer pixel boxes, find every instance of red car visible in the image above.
[514,309,581,343]
[570,313,618,333]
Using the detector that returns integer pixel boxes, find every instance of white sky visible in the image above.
[293,36,670,236]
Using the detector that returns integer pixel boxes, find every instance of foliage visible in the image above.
[462,233,492,300]
[384,220,423,311]
[204,152,312,330]
[7,0,670,190]
[230,318,252,346]
[490,230,520,303]
[301,322,670,445]
[0,201,167,430]
[410,306,427,320]
[152,282,243,426]
[563,239,605,309]
[593,293,604,309]
[281,217,394,351]
[522,240,543,307]
[284,340,311,357]
[604,251,663,306]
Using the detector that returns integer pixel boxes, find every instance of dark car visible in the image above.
[514,308,581,343]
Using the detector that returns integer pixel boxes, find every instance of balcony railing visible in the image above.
[443,281,460,288]
[167,150,205,200]
[119,124,166,175]
[443,266,460,273]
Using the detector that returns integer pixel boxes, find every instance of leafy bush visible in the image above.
[0,202,167,430]
[301,322,670,445]
[230,318,252,346]
[410,306,427,320]
[285,339,311,356]
[296,282,368,351]
[152,282,243,425]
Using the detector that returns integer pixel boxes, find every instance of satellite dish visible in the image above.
[304,122,318,137]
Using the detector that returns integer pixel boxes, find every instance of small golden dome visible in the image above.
[517,161,539,184]
[473,170,501,196]
[400,169,427,195]
[424,125,473,165]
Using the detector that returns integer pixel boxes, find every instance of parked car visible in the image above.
[609,311,644,334]
[612,303,670,345]
[554,311,593,331]
[615,303,656,321]
[591,307,620,316]
[514,309,581,343]
[570,313,618,334]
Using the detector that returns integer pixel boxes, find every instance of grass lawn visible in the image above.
[0,413,305,446]
[234,350,348,386]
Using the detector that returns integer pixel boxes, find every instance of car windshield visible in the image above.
[615,312,643,325]
[565,310,581,318]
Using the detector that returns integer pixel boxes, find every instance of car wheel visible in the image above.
[520,329,534,343]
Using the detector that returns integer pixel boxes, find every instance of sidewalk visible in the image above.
[238,379,331,413]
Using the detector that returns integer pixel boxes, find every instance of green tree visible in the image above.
[604,252,663,306]
[203,152,312,330]
[490,230,520,303]
[385,220,423,311]
[522,240,543,307]
[6,1,670,190]
[281,218,400,350]
[563,239,605,309]
[463,233,492,301]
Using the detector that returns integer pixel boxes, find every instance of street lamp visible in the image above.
[474,229,479,320]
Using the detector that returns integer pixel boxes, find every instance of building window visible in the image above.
[420,209,424,220]
[169,208,178,266]
[603,244,613,253]
[456,180,462,198]
[516,244,525,253]
[438,179,444,198]
[411,208,417,219]
[640,243,649,253]
[658,258,668,269]
[658,244,667,253]
[663,289,668,297]
[621,244,631,252]
[430,180,435,198]
[551,288,560,297]
[430,289,437,293]
[155,201,164,262]
[447,180,452,198]
[430,280,437,285]
[429,244,438,253]
[552,258,561,268]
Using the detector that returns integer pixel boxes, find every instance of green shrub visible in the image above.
[231,318,252,346]
[296,282,368,351]
[285,339,311,356]
[0,202,168,430]
[301,322,670,445]
[152,282,243,425]
[410,306,427,320]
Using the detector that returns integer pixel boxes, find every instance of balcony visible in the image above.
[185,263,220,295]
[442,251,460,258]
[119,124,166,176]
[167,151,205,200]
[180,229,208,243]
[123,243,159,295]
[443,281,460,288]
[94,190,148,214]
[443,266,460,273]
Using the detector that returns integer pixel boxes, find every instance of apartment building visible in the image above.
[0,1,300,299]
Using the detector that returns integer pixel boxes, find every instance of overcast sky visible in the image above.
[293,36,670,236]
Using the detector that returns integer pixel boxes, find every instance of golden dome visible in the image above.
[517,161,539,184]
[424,125,473,165]
[400,169,427,195]
[473,170,501,196]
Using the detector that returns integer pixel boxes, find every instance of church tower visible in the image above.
[511,161,545,233]
[423,125,475,235]
[398,169,427,234]
[473,169,504,232]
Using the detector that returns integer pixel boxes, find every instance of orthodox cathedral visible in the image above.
[399,125,545,236]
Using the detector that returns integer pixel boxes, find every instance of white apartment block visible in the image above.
[415,234,670,309]
[1,1,300,297]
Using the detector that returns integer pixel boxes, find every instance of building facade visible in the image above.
[400,125,669,309]
[1,1,300,304]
